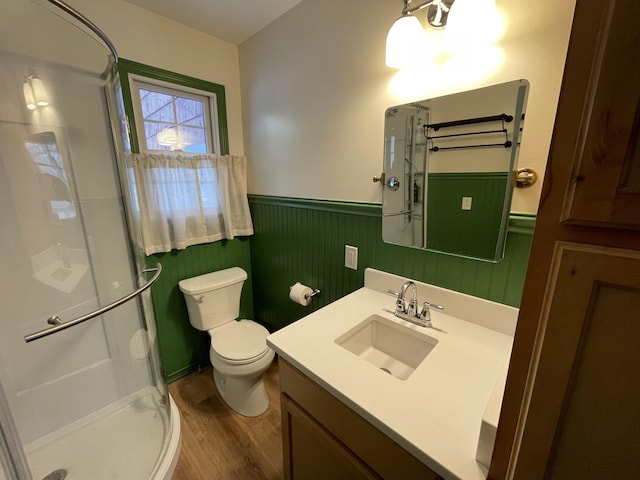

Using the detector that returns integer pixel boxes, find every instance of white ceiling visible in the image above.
[124,0,304,45]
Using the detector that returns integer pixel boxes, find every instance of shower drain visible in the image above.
[42,469,67,480]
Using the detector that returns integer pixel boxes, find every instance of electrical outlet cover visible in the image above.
[345,245,358,270]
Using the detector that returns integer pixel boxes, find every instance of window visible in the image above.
[25,131,77,220]
[131,80,217,153]
[117,59,229,156]
[116,60,252,255]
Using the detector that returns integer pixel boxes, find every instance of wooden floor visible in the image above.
[169,359,283,480]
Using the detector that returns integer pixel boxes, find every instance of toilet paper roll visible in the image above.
[289,282,313,306]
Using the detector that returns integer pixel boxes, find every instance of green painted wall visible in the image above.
[427,172,509,259]
[116,58,240,383]
[147,195,533,383]
[144,239,253,383]
[249,195,534,333]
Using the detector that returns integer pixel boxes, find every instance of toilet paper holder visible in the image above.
[289,283,321,301]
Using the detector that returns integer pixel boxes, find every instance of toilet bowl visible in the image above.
[178,268,274,417]
[208,319,275,416]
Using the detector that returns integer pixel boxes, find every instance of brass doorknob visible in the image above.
[514,168,538,188]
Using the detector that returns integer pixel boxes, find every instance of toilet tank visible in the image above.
[178,267,247,331]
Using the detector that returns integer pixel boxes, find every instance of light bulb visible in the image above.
[23,81,36,110]
[157,128,178,146]
[386,15,424,69]
[446,0,500,53]
[30,76,49,107]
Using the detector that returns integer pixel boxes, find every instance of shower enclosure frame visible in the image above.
[0,0,181,478]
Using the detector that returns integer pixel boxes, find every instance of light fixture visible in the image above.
[23,74,50,110]
[386,15,424,69]
[156,127,198,150]
[446,0,499,52]
[30,76,49,107]
[385,0,455,69]
[23,79,36,110]
[157,127,179,147]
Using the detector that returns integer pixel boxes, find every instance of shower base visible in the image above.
[22,389,180,480]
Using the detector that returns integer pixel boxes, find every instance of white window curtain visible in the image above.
[131,153,254,255]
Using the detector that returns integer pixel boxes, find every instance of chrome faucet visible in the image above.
[388,281,444,328]
[396,281,417,316]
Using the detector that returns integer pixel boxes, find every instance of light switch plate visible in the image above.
[462,197,473,210]
[345,245,358,270]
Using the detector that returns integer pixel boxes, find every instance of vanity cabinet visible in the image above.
[279,359,443,480]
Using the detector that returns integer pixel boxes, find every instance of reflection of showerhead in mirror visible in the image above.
[410,103,430,113]
[386,108,398,118]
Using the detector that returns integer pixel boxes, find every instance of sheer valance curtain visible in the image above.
[130,153,254,255]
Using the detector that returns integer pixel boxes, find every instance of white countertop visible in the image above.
[267,269,515,480]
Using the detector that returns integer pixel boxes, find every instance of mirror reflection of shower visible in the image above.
[382,80,529,262]
[383,103,430,248]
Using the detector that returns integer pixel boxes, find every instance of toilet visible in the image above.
[178,267,274,417]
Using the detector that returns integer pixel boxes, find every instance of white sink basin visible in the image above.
[335,314,438,380]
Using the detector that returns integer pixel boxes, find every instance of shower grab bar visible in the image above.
[24,264,162,343]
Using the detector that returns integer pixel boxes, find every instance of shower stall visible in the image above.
[0,1,180,479]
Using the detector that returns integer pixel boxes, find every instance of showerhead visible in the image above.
[410,103,430,112]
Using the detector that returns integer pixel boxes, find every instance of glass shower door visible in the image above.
[0,1,173,478]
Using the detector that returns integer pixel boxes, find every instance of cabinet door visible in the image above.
[490,0,640,478]
[281,394,381,480]
[513,244,640,479]
[561,0,640,227]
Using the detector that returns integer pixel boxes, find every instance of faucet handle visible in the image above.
[422,302,444,313]
[387,289,406,314]
[419,301,445,319]
[427,302,445,311]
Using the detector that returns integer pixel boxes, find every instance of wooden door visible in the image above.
[489,0,640,478]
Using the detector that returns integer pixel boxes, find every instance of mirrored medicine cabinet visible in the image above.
[381,79,529,262]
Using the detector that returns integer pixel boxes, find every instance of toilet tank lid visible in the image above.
[178,267,247,295]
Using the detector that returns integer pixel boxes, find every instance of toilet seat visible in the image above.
[210,320,270,365]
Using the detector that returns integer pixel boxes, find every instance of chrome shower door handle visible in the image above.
[24,263,162,343]
[47,315,63,326]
